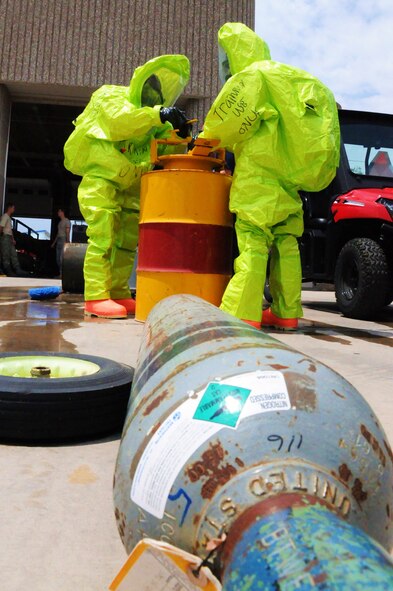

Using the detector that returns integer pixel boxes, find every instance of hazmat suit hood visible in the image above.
[129,54,190,108]
[218,22,271,80]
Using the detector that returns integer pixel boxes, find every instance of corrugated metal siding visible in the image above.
[0,0,254,99]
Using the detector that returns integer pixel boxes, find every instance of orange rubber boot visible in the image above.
[84,299,127,319]
[113,298,136,315]
[262,308,298,330]
[242,319,261,329]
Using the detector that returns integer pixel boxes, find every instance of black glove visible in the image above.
[187,134,198,151]
[160,107,192,138]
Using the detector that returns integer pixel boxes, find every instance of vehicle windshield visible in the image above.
[342,121,393,178]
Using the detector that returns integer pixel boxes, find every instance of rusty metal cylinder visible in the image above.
[135,138,233,321]
[114,295,393,582]
[220,494,393,589]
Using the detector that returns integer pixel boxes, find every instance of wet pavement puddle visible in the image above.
[276,321,393,348]
[0,287,84,352]
[1,286,392,352]
[261,297,393,348]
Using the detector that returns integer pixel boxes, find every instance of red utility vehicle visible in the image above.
[300,109,393,319]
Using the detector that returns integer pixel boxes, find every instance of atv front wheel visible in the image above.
[335,238,389,319]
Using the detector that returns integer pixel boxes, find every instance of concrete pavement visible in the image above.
[0,277,392,590]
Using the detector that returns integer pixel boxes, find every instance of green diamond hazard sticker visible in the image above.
[193,382,252,428]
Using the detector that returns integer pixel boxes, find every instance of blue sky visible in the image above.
[255,0,393,114]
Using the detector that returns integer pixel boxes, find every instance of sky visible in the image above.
[255,0,393,114]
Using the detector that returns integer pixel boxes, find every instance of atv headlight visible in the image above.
[376,197,393,220]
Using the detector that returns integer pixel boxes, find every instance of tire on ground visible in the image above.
[263,254,273,304]
[0,352,133,442]
[62,242,87,294]
[383,270,393,307]
[264,279,272,304]
[335,238,389,319]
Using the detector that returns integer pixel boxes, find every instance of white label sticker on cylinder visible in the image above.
[131,371,290,518]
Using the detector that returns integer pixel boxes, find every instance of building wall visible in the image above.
[0,0,254,110]
[0,0,254,214]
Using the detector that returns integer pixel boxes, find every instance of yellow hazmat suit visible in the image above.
[64,55,190,312]
[201,23,340,323]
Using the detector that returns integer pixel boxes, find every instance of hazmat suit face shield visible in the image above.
[218,45,232,85]
[141,75,164,107]
[129,55,190,109]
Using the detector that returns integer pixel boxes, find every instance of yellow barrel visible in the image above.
[136,137,233,321]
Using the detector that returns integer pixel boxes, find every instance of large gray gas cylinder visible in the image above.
[113,295,393,586]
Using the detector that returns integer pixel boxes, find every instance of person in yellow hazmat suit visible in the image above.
[64,55,191,318]
[201,23,340,330]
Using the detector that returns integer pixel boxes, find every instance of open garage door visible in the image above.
[5,102,85,276]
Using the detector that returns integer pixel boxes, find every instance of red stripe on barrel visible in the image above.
[138,223,233,274]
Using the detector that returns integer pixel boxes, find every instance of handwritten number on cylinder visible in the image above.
[267,434,284,451]
[268,434,303,452]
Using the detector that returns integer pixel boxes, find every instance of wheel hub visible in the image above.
[0,355,100,378]
[342,260,359,300]
[31,366,51,378]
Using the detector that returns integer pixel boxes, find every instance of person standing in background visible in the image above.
[51,208,71,277]
[0,202,26,277]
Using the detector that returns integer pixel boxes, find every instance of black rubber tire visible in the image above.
[263,255,273,304]
[0,352,134,443]
[384,292,393,307]
[62,242,87,294]
[335,238,389,319]
[383,271,393,306]
[264,279,273,304]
